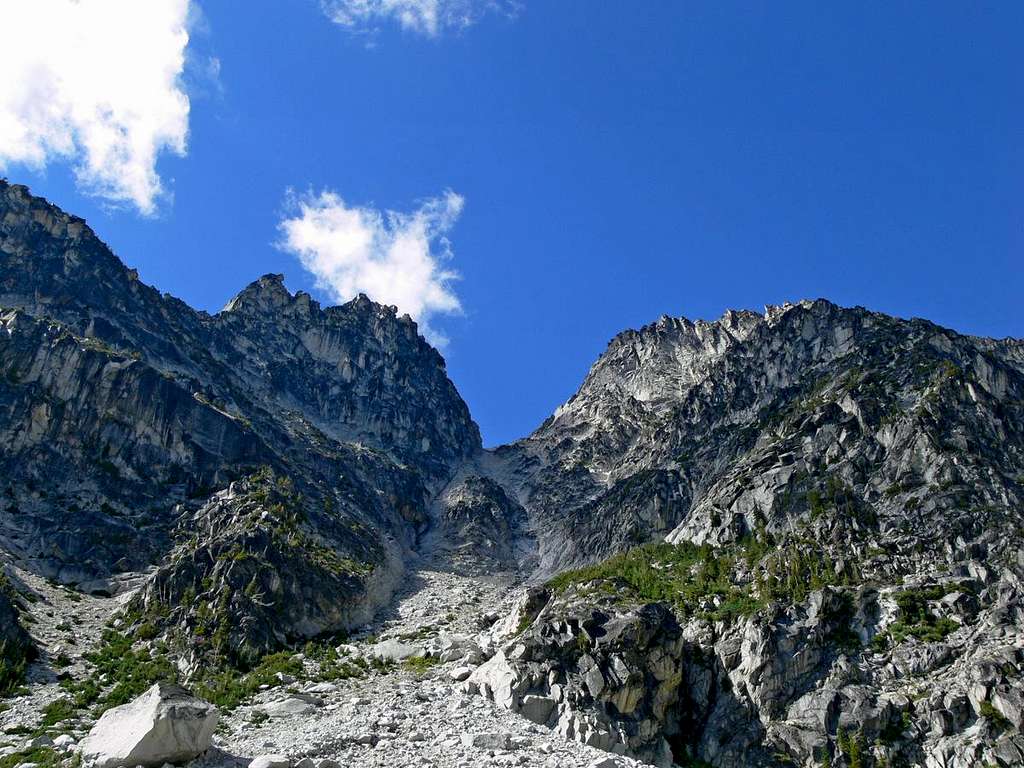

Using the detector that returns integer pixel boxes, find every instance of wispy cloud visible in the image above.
[0,0,194,215]
[279,189,464,346]
[321,0,519,38]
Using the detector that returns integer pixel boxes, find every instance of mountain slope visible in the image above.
[0,180,480,662]
[1,181,1022,768]
[498,299,1024,577]
[477,300,1024,767]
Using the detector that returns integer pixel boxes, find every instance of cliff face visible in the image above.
[479,301,1024,766]
[500,299,1024,577]
[0,180,480,656]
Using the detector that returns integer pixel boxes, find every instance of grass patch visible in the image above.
[403,655,439,675]
[0,746,62,768]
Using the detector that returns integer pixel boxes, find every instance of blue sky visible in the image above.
[2,2,1022,446]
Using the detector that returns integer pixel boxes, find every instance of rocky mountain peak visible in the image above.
[221,273,301,314]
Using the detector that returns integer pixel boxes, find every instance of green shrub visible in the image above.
[756,542,855,605]
[980,701,1010,731]
[194,651,304,710]
[40,697,77,727]
[0,746,61,768]
[299,641,364,682]
[52,652,72,669]
[249,710,270,725]
[880,586,959,646]
[0,641,31,697]
[57,630,176,716]
[837,728,866,768]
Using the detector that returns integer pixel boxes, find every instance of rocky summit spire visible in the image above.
[221,273,296,314]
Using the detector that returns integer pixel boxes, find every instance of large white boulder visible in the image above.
[79,682,218,768]
[368,639,423,661]
[470,650,520,710]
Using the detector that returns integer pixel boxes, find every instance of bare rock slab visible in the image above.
[79,683,218,768]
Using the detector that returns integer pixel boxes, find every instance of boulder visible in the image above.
[519,694,556,725]
[470,651,521,710]
[249,755,292,768]
[368,639,423,662]
[460,732,514,750]
[79,683,218,768]
[257,694,324,718]
[449,666,473,682]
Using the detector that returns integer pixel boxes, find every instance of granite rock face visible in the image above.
[480,300,1024,765]
[502,300,1024,576]
[433,474,531,568]
[0,179,479,658]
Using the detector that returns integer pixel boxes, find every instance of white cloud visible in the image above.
[279,189,465,345]
[0,0,192,215]
[321,0,518,37]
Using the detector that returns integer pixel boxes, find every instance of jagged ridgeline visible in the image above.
[2,179,1023,768]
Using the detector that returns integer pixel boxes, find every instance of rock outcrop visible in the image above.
[502,300,1024,577]
[475,300,1024,766]
[481,572,1024,767]
[434,474,531,569]
[472,586,692,766]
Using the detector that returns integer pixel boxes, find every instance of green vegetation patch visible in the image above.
[402,655,439,676]
[548,541,763,622]
[872,585,962,651]
[756,542,859,606]
[302,641,368,682]
[193,650,304,710]
[0,574,37,697]
[53,630,176,721]
[548,533,862,626]
[836,727,867,768]
[979,701,1011,732]
[0,638,34,698]
[0,746,63,768]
